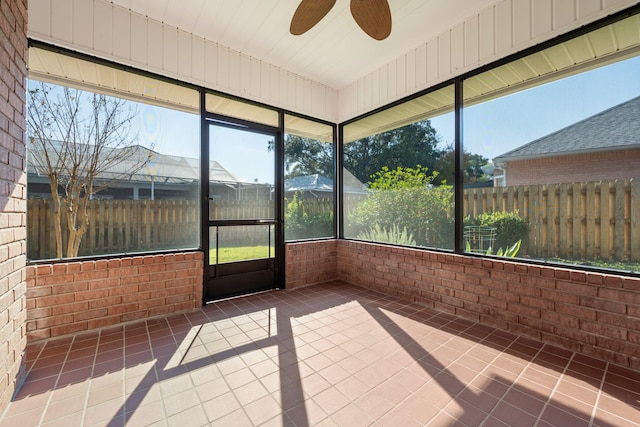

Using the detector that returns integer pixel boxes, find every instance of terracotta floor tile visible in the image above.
[501,387,547,417]
[209,408,253,427]
[1,407,45,426]
[596,393,640,422]
[311,386,349,415]
[124,385,162,413]
[301,372,332,397]
[158,373,194,398]
[593,408,640,427]
[272,381,306,408]
[458,385,500,414]
[443,398,488,426]
[305,352,334,372]
[519,365,562,389]
[491,401,538,427]
[165,404,209,427]
[124,399,165,426]
[334,375,369,398]
[354,389,394,420]
[224,366,258,389]
[239,349,270,367]
[374,379,412,405]
[331,402,373,427]
[215,355,247,376]
[40,410,84,427]
[48,380,89,402]
[202,391,241,422]
[538,404,592,426]
[397,393,441,425]
[3,282,640,426]
[85,397,125,424]
[244,395,285,426]
[376,406,423,427]
[233,379,269,406]
[554,378,599,405]
[317,363,350,385]
[56,367,93,388]
[60,355,94,373]
[284,398,328,426]
[41,396,85,423]
[162,387,200,417]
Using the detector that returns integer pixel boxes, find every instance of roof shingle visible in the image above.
[494,95,640,162]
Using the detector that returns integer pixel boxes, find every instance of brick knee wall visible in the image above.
[337,240,640,370]
[0,0,28,413]
[25,252,204,341]
[285,240,337,289]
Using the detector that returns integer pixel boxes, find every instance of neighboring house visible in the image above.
[285,174,333,199]
[27,141,270,200]
[284,171,369,199]
[493,96,640,186]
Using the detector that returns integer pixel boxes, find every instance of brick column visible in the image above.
[0,0,28,413]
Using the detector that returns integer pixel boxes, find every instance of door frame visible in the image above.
[200,104,285,302]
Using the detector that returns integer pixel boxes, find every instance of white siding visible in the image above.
[27,0,339,123]
[26,0,634,124]
[337,0,636,122]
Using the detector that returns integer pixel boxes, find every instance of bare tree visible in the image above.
[28,81,153,258]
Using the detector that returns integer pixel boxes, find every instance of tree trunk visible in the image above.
[66,206,77,258]
[49,180,63,259]
[72,196,90,257]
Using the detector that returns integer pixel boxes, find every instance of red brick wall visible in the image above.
[285,240,337,289]
[337,240,640,369]
[504,148,640,186]
[25,252,203,341]
[0,0,28,413]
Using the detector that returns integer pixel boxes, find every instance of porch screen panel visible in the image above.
[462,13,640,268]
[284,115,335,241]
[27,47,200,260]
[342,85,456,251]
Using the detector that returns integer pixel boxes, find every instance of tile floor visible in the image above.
[2,281,640,426]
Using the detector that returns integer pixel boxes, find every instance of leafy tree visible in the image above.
[282,134,334,179]
[28,81,151,258]
[432,145,491,185]
[344,120,443,184]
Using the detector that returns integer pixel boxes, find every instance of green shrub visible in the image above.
[285,193,333,240]
[358,224,416,246]
[465,210,529,252]
[467,239,522,257]
[347,166,454,249]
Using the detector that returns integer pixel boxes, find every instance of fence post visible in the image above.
[631,178,640,261]
[585,182,596,260]
[614,180,625,260]
[548,184,556,258]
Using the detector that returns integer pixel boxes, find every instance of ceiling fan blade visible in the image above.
[350,0,392,40]
[290,0,337,36]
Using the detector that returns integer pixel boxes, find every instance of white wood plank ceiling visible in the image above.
[107,0,498,90]
[28,0,638,122]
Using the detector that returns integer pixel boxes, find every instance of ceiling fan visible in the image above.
[290,0,392,41]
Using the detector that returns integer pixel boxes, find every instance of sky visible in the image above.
[209,126,275,184]
[147,53,640,184]
[138,112,275,184]
[34,51,637,185]
[431,55,640,161]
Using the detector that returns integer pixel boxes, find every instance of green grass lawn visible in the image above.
[209,245,274,264]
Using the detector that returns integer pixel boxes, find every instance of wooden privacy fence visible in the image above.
[27,199,200,260]
[27,179,639,262]
[464,179,640,261]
